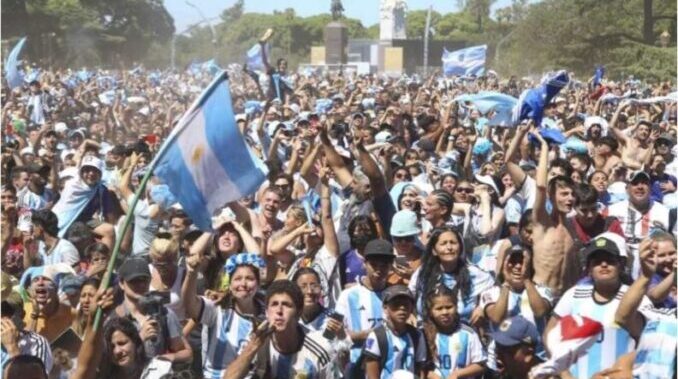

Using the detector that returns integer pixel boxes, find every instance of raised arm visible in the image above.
[319,123,353,188]
[532,129,550,226]
[608,101,631,146]
[182,235,211,321]
[504,124,529,188]
[354,137,388,198]
[319,165,340,257]
[615,239,655,339]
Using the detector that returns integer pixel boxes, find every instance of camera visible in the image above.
[138,291,170,357]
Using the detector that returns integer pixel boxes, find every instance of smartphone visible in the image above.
[395,256,409,268]
[322,312,344,340]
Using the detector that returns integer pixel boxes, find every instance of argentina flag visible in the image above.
[5,37,27,89]
[442,45,487,76]
[454,91,517,126]
[153,71,268,231]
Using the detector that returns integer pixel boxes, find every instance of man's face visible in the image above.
[80,166,101,187]
[13,172,29,190]
[628,179,650,205]
[656,140,671,155]
[30,276,57,307]
[636,124,650,141]
[261,191,281,219]
[29,172,46,190]
[106,152,122,167]
[273,179,292,201]
[589,125,602,139]
[655,240,677,275]
[575,202,598,228]
[266,292,298,332]
[44,134,57,149]
[552,186,575,213]
[169,217,187,239]
[120,277,150,301]
[519,223,534,246]
[365,257,392,289]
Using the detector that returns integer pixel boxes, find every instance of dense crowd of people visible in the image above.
[1,29,677,379]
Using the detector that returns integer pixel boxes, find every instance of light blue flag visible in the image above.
[454,91,517,126]
[23,68,40,83]
[442,45,487,76]
[152,71,268,231]
[246,43,269,72]
[201,59,221,75]
[5,37,27,89]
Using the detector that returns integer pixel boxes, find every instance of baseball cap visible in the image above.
[54,122,69,134]
[492,316,540,347]
[390,210,421,237]
[382,285,415,304]
[118,258,151,282]
[375,130,393,144]
[80,155,104,173]
[474,174,499,193]
[364,239,395,259]
[629,170,650,183]
[656,133,675,147]
[582,235,623,262]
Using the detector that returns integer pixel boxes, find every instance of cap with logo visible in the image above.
[80,155,104,173]
[582,234,626,261]
[492,316,540,347]
[629,170,651,183]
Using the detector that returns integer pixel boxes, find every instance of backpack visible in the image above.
[351,324,422,377]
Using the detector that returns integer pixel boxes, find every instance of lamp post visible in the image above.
[660,30,670,47]
[185,1,217,45]
[170,17,219,69]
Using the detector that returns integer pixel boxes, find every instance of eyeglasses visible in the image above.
[456,187,474,194]
[393,236,415,243]
[275,183,290,189]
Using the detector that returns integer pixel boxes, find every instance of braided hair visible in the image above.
[422,285,460,368]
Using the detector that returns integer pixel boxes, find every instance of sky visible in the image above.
[167,0,518,34]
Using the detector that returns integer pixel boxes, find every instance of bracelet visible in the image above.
[30,312,39,319]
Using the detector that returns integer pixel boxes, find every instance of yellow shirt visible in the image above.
[23,301,75,343]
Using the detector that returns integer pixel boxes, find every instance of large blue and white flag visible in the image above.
[153,71,268,231]
[246,43,269,72]
[442,45,487,76]
[5,37,27,89]
[592,65,605,87]
[512,70,569,126]
[454,91,517,126]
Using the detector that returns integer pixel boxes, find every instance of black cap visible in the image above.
[118,258,151,282]
[582,236,621,261]
[382,285,414,304]
[364,239,395,259]
[656,133,675,147]
[629,170,651,183]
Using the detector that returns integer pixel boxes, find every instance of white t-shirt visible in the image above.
[38,238,79,266]
[127,194,160,256]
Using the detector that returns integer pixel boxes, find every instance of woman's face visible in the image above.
[429,295,457,329]
[422,195,445,222]
[393,169,411,185]
[90,252,108,266]
[399,188,419,210]
[284,211,304,231]
[296,273,322,308]
[454,181,473,203]
[501,174,513,190]
[441,176,457,194]
[482,164,496,177]
[79,284,98,316]
[111,330,136,369]
[229,266,259,300]
[218,227,242,255]
[590,172,608,192]
[434,231,461,266]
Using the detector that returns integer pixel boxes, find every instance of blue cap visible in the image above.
[390,210,421,237]
[492,316,540,347]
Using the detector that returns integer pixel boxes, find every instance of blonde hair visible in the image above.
[149,237,180,260]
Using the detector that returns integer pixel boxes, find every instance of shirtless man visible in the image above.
[531,130,579,299]
[229,186,284,246]
[592,136,622,175]
[610,100,659,170]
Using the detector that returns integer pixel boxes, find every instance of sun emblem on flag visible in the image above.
[191,145,205,165]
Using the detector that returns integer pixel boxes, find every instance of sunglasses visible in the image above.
[456,187,474,194]
[393,236,415,243]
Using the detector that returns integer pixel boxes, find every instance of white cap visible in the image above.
[375,130,392,144]
[59,167,79,180]
[284,103,300,115]
[54,122,68,134]
[60,149,76,162]
[235,113,247,122]
[37,148,48,158]
[80,155,104,173]
[20,147,34,156]
[474,174,499,193]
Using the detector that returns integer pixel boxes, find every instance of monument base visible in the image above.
[324,22,348,65]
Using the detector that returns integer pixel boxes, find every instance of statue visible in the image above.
[380,0,407,40]
[331,0,344,21]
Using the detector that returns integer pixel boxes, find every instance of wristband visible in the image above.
[30,312,39,320]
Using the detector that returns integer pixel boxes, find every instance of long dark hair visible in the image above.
[417,227,471,311]
[205,225,244,291]
[102,317,148,378]
[423,285,460,367]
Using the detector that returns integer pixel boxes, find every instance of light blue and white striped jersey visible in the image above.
[199,299,256,379]
[633,307,677,379]
[409,264,494,323]
[363,325,427,379]
[0,330,52,372]
[253,329,333,379]
[433,325,486,379]
[553,284,651,379]
[480,284,553,370]
[300,307,331,332]
[335,281,384,363]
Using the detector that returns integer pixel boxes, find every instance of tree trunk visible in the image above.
[643,0,654,44]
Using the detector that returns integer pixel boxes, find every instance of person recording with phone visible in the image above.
[113,258,192,364]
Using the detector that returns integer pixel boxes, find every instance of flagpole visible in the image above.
[92,70,229,331]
